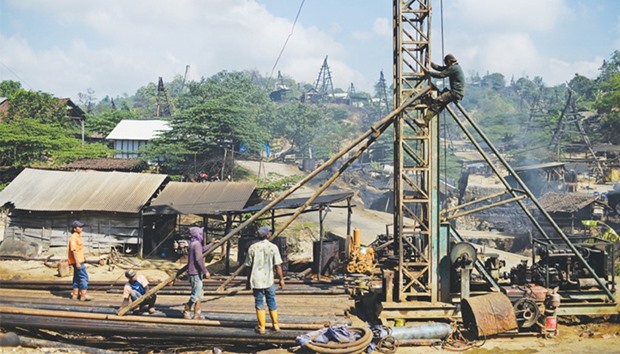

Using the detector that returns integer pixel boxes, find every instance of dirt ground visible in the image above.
[1,255,619,354]
[1,162,619,353]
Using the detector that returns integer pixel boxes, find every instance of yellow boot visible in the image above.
[255,310,266,334]
[269,310,280,332]
[79,289,93,301]
[71,288,79,300]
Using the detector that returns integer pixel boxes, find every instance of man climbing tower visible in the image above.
[419,53,465,125]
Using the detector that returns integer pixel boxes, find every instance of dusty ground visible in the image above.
[1,250,620,354]
[1,161,619,353]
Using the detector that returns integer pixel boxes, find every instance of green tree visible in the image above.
[4,90,69,126]
[566,74,595,108]
[270,102,322,154]
[598,50,620,83]
[0,80,22,98]
[481,73,506,91]
[86,109,140,137]
[595,72,620,144]
[0,119,111,166]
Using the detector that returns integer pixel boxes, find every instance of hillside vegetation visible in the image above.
[0,50,618,183]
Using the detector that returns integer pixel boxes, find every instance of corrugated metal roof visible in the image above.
[0,168,168,213]
[538,192,596,213]
[106,119,171,140]
[514,162,565,172]
[149,181,256,215]
[242,192,354,212]
[64,158,144,171]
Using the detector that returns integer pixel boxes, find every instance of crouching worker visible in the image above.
[419,53,465,125]
[119,269,157,315]
[244,226,285,334]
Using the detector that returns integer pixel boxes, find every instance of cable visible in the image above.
[266,0,306,89]
[439,0,450,200]
[0,61,32,89]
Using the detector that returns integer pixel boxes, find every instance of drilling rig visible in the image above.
[362,0,618,327]
[121,0,618,330]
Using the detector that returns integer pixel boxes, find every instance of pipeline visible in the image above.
[1,332,116,354]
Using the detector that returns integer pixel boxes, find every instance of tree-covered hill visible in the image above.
[0,50,618,182]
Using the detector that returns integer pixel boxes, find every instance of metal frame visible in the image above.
[393,0,448,302]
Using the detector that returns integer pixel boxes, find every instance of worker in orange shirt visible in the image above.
[67,220,93,301]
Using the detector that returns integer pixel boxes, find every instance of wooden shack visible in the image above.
[0,168,169,255]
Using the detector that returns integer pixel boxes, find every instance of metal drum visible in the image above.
[461,293,518,338]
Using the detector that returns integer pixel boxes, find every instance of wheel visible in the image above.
[513,298,540,328]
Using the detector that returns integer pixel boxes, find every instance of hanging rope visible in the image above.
[438,0,451,198]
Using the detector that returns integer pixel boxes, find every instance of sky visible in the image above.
[0,0,619,102]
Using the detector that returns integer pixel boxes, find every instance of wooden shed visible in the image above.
[537,192,606,231]
[0,168,169,255]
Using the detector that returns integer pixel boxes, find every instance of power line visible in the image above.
[266,0,306,88]
[0,60,32,89]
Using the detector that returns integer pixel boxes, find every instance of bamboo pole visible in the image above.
[117,86,430,316]
[218,87,430,290]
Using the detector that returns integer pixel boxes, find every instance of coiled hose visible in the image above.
[304,327,373,354]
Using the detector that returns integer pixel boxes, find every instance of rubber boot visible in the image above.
[269,310,280,332]
[79,290,93,301]
[255,310,266,334]
[424,108,438,122]
[183,302,193,319]
[71,288,79,301]
[194,300,205,320]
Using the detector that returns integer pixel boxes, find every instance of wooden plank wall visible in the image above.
[4,211,142,251]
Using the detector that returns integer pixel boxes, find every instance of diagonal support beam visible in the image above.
[117,86,431,315]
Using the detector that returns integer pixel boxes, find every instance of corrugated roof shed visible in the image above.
[148,181,256,215]
[593,144,620,153]
[513,162,565,172]
[242,192,354,212]
[106,119,171,140]
[64,158,144,171]
[0,168,168,213]
[538,192,596,213]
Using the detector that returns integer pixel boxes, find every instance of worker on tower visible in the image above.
[420,54,465,124]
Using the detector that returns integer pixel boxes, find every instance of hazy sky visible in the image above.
[1,0,619,102]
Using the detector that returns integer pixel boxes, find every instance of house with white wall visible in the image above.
[106,120,171,159]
